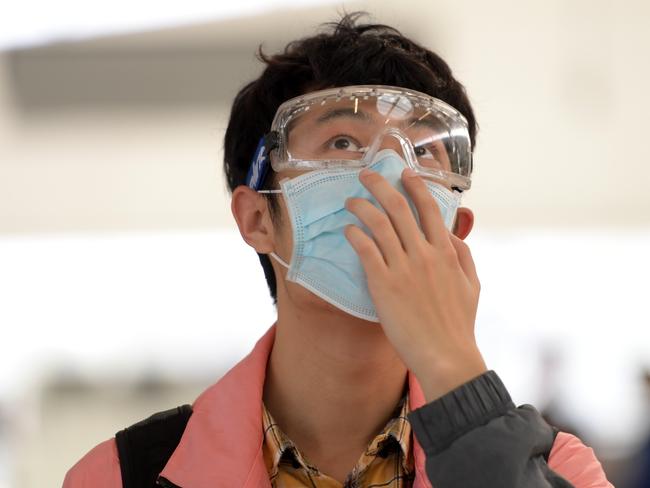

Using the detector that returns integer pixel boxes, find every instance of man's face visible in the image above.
[251,86,475,315]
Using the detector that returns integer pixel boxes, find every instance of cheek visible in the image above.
[275,199,294,254]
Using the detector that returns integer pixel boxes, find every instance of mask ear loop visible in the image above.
[269,252,290,269]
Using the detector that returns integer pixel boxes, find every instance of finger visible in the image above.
[449,233,479,285]
[401,168,450,249]
[358,169,423,254]
[343,224,388,278]
[345,197,405,267]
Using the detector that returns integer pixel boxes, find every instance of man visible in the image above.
[63,13,613,488]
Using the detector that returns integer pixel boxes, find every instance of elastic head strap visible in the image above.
[245,132,279,190]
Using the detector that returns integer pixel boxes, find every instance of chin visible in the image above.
[286,283,380,325]
[314,295,380,326]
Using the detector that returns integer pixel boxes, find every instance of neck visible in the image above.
[262,285,409,458]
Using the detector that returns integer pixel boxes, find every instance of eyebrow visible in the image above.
[315,107,444,131]
[315,107,372,124]
[404,114,445,131]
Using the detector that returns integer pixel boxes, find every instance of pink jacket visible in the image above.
[63,323,613,488]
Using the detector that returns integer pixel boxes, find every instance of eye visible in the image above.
[327,135,364,152]
[414,145,436,159]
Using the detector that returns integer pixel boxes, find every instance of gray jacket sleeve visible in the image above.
[406,370,574,488]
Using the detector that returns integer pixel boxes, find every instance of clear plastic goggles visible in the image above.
[259,85,473,192]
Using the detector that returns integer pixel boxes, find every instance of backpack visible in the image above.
[114,404,193,488]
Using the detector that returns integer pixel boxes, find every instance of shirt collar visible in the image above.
[261,390,413,477]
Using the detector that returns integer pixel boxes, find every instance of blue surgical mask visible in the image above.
[269,149,462,322]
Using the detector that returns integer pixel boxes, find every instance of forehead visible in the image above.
[287,95,447,132]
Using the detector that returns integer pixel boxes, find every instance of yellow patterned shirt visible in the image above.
[262,392,414,487]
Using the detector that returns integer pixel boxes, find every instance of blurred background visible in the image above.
[1,0,649,486]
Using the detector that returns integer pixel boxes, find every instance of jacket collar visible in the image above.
[158,322,433,488]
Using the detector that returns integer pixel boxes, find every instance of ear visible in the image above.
[452,207,474,240]
[231,185,276,254]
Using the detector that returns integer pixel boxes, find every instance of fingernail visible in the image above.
[403,168,417,178]
[359,168,372,177]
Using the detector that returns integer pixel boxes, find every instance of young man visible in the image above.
[63,13,613,488]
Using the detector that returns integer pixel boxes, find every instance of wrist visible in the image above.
[414,350,488,403]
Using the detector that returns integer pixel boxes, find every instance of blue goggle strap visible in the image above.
[245,132,278,191]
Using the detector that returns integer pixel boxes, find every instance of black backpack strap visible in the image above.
[115,404,193,488]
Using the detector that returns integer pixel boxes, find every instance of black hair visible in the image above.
[223,11,478,305]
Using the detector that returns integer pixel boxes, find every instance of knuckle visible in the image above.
[417,246,437,268]
[368,213,384,230]
[356,239,373,255]
[414,240,432,257]
[388,193,408,211]
[364,171,379,183]
[454,236,467,248]
[386,272,406,292]
[442,244,458,261]
[456,239,469,254]
[370,210,390,229]
[346,198,362,212]
[411,181,429,198]
[350,232,373,254]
